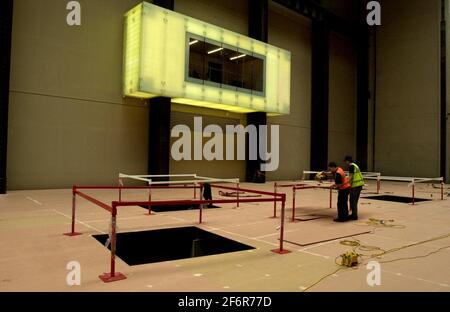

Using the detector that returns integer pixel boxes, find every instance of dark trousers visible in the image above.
[350,186,362,218]
[337,188,350,220]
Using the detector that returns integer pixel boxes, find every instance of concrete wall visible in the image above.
[267,2,312,180]
[367,28,376,172]
[169,107,246,179]
[328,31,357,167]
[175,0,248,35]
[375,0,441,177]
[8,0,147,189]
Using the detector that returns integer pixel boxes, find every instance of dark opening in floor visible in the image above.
[92,226,254,265]
[138,204,220,212]
[362,195,431,203]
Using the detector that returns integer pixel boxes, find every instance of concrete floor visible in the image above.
[0,180,449,291]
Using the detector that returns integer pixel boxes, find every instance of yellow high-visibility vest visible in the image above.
[350,163,364,188]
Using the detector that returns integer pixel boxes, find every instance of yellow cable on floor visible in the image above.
[370,233,450,260]
[302,266,344,292]
[302,231,450,291]
[366,218,406,229]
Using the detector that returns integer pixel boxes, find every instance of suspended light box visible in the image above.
[123,2,291,115]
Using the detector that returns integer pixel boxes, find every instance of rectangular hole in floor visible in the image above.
[138,204,220,212]
[362,195,431,203]
[92,226,254,265]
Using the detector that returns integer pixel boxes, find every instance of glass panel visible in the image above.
[222,47,241,88]
[188,38,205,80]
[187,34,264,93]
[204,41,223,84]
[251,56,264,92]
[240,55,264,92]
[241,55,253,90]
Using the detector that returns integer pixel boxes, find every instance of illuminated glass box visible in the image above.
[123,2,291,115]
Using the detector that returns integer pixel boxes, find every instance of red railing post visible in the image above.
[63,186,82,236]
[377,177,381,194]
[118,178,123,202]
[272,182,277,218]
[271,194,290,254]
[329,186,332,209]
[71,187,76,233]
[99,202,126,283]
[291,186,296,222]
[441,181,444,200]
[111,208,117,276]
[236,182,240,208]
[199,183,204,224]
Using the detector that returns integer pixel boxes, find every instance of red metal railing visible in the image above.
[64,183,288,283]
[274,182,333,222]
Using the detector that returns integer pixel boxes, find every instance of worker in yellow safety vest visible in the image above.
[328,162,351,222]
[344,155,365,220]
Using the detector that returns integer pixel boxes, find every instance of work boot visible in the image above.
[349,215,358,220]
[333,218,347,222]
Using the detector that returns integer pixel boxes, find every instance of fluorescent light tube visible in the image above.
[207,47,223,54]
[230,54,246,61]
